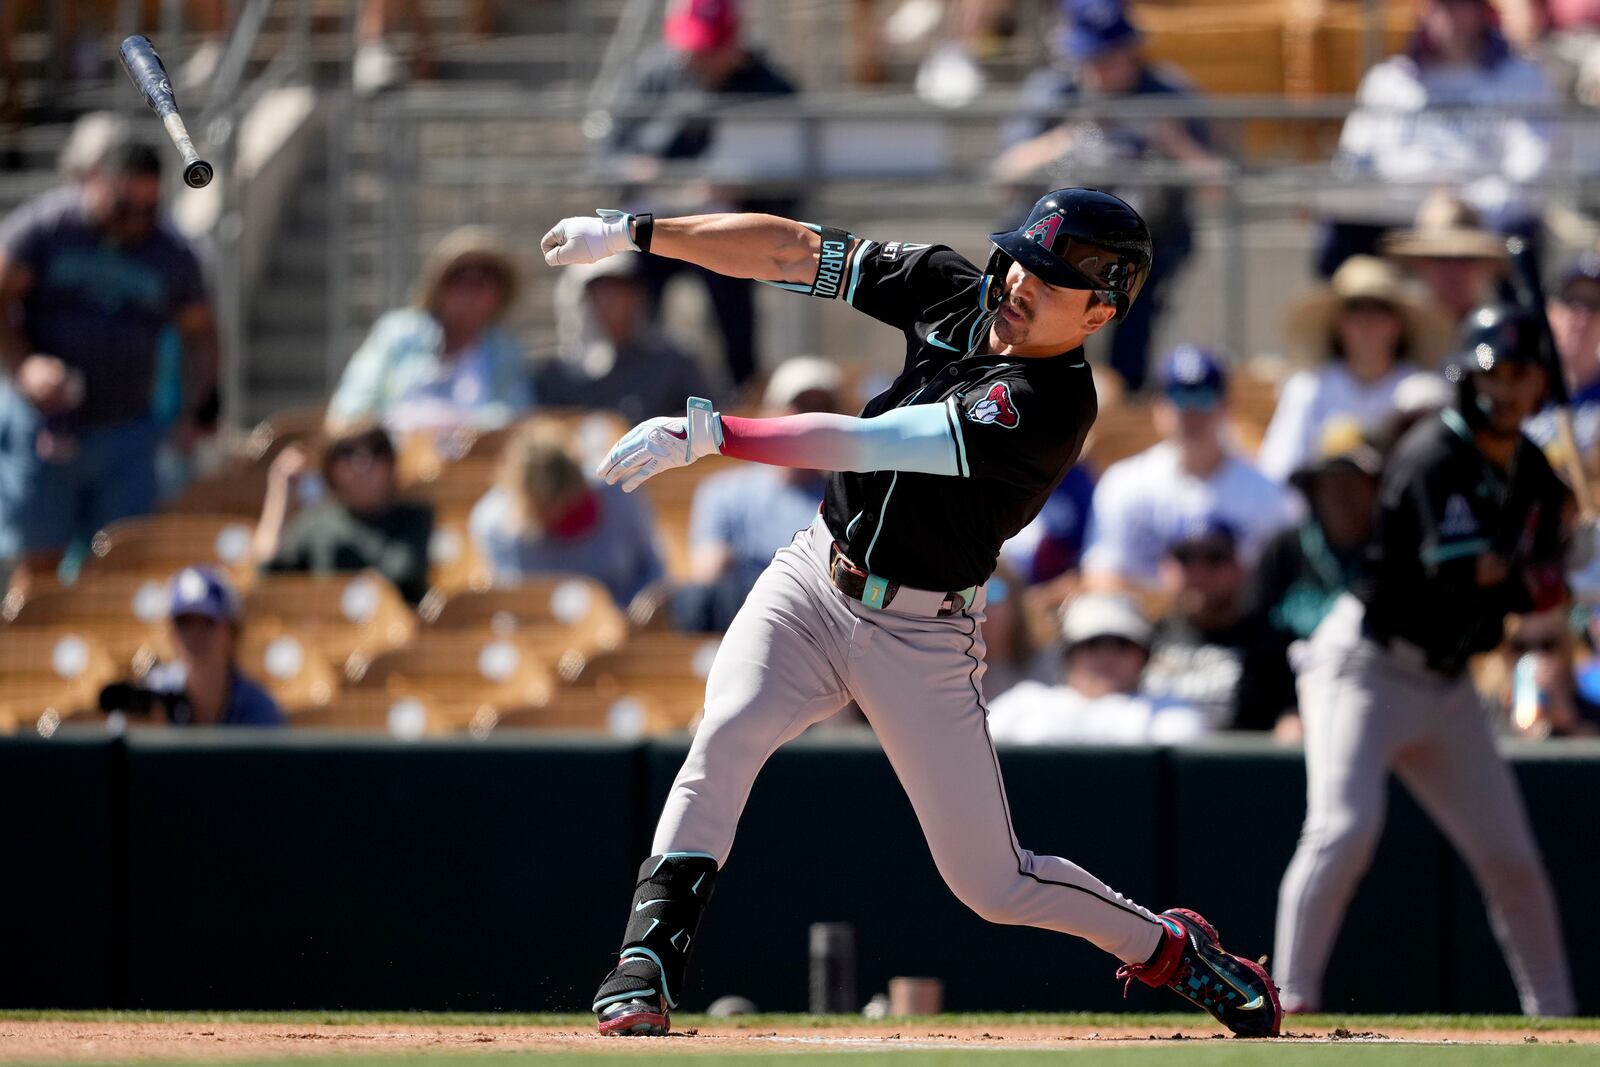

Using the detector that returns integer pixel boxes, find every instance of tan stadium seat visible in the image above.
[5,574,175,670]
[1081,402,1160,474]
[0,628,120,730]
[83,514,258,587]
[1135,4,1291,158]
[420,575,627,665]
[244,571,418,675]
[560,631,721,730]
[347,630,555,729]
[241,404,327,466]
[289,690,451,736]
[494,689,681,737]
[403,456,497,522]
[425,515,492,596]
[165,461,272,518]
[236,626,341,713]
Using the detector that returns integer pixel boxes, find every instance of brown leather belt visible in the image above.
[827,542,970,617]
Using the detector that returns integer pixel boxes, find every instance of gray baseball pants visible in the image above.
[1273,594,1575,1015]
[652,515,1167,965]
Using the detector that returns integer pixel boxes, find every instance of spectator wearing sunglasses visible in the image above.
[102,566,283,727]
[254,422,434,605]
[1259,256,1453,483]
[1081,345,1299,593]
[328,227,531,437]
[0,141,218,597]
[1524,252,1600,460]
[987,592,1208,745]
[1139,517,1299,732]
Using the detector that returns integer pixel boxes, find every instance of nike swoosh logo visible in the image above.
[926,330,960,352]
[1219,972,1266,1011]
[663,428,687,440]
[635,898,670,912]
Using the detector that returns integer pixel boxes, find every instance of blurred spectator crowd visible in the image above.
[3,0,1600,743]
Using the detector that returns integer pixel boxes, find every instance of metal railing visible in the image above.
[335,87,1600,363]
[200,0,314,434]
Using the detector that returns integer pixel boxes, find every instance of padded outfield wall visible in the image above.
[4,733,1597,1014]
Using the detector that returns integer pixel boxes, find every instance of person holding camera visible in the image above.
[101,566,283,727]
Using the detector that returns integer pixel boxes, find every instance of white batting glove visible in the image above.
[598,398,723,493]
[541,208,639,267]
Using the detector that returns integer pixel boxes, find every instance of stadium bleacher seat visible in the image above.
[419,574,628,668]
[346,630,555,728]
[425,515,492,595]
[244,571,418,675]
[494,688,681,737]
[289,690,452,736]
[5,574,175,671]
[1081,401,1160,474]
[556,631,721,731]
[84,514,258,588]
[0,629,120,732]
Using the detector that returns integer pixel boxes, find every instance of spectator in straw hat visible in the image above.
[1384,190,1511,325]
[328,226,531,437]
[987,592,1209,744]
[1258,255,1453,483]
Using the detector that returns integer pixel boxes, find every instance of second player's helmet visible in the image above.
[1444,302,1546,426]
[983,188,1153,321]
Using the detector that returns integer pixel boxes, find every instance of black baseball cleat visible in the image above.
[1115,908,1282,1038]
[593,955,670,1036]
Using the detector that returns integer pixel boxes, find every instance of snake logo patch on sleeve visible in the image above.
[965,382,1021,428]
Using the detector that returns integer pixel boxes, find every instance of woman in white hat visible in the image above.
[1258,255,1453,483]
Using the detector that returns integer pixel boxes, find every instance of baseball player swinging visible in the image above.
[1274,304,1577,1016]
[541,190,1281,1038]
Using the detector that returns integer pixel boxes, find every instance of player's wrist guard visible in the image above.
[686,397,724,458]
[595,209,643,255]
[595,853,718,1012]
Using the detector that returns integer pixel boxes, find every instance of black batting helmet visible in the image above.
[1444,302,1546,427]
[982,188,1153,320]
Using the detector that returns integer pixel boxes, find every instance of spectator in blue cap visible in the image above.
[104,566,284,727]
[1081,345,1299,590]
[1525,251,1600,459]
[994,0,1223,391]
[1138,515,1299,732]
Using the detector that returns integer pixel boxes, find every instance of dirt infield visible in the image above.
[4,1019,1599,1060]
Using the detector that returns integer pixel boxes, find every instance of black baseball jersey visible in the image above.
[1356,411,1569,677]
[818,238,1098,591]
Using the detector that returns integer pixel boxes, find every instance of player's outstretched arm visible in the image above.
[598,398,960,493]
[542,209,820,285]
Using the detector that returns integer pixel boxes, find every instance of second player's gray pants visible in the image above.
[652,516,1167,965]
[1273,595,1575,1015]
